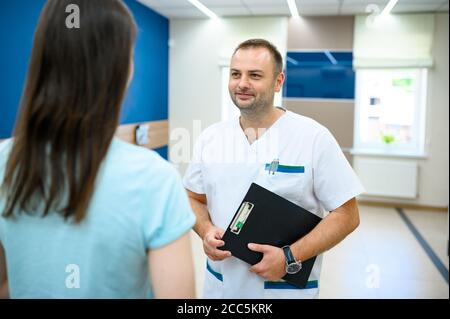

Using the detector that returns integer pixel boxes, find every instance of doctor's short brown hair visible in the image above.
[232,39,283,77]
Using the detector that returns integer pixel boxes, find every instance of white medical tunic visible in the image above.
[183,110,365,299]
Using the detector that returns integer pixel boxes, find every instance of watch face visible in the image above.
[286,263,302,274]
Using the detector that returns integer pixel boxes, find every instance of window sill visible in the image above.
[350,148,428,159]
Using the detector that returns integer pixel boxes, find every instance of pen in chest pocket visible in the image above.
[268,158,279,175]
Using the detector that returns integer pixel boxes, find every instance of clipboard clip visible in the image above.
[230,201,254,235]
[268,158,279,175]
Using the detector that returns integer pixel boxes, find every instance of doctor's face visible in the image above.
[229,47,284,114]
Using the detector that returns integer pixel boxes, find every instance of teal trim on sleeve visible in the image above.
[264,280,318,289]
[206,261,223,282]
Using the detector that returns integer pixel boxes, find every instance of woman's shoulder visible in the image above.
[0,138,13,153]
[0,138,13,167]
[107,137,177,178]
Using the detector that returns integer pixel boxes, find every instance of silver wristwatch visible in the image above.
[282,245,302,274]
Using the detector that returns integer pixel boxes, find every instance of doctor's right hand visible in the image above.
[203,226,232,261]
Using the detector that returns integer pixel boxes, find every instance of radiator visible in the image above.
[354,158,419,199]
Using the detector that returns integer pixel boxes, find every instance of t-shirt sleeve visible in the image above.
[0,218,4,245]
[312,129,365,212]
[143,165,196,249]
[182,135,205,194]
[0,140,13,245]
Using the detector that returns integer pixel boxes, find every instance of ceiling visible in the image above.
[137,0,449,19]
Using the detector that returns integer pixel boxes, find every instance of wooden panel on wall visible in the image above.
[115,120,168,149]
[284,99,354,164]
[288,16,354,50]
[284,100,354,148]
[0,121,169,150]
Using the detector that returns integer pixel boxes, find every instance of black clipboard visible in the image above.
[219,183,322,288]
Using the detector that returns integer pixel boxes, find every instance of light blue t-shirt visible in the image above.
[0,138,196,298]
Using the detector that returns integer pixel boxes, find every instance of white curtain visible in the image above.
[353,14,435,68]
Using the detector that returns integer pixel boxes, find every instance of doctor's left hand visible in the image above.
[247,243,286,281]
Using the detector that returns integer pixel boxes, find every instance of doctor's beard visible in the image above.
[230,88,275,118]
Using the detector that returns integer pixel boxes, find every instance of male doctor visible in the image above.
[183,39,365,299]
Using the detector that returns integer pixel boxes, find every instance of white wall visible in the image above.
[168,17,288,173]
[419,13,449,207]
[356,13,449,207]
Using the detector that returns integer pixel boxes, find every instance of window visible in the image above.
[354,68,427,154]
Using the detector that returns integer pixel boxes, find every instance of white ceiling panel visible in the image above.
[247,5,291,15]
[392,3,449,13]
[397,0,445,4]
[438,2,449,11]
[340,4,376,14]
[242,0,290,5]
[298,0,339,4]
[212,6,252,15]
[139,0,188,8]
[202,0,243,5]
[138,0,449,18]
[340,2,389,14]
[154,7,205,18]
[341,0,387,3]
[299,3,340,14]
[299,6,340,15]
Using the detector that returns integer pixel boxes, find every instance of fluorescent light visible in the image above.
[324,51,337,65]
[286,56,299,66]
[187,0,218,19]
[287,0,300,19]
[380,0,399,16]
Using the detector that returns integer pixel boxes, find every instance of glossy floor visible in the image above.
[190,204,449,299]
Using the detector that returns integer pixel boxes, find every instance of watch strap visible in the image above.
[282,245,295,264]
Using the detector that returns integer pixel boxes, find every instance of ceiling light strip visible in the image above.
[380,0,399,16]
[187,0,218,19]
[287,0,300,19]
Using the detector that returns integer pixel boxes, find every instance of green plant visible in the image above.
[382,134,395,144]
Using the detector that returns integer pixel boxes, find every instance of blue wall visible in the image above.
[0,0,45,140]
[122,0,169,125]
[0,0,169,158]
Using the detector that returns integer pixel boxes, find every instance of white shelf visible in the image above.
[350,148,428,159]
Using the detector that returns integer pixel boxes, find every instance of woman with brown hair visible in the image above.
[0,0,195,298]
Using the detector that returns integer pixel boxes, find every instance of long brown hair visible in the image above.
[1,0,137,223]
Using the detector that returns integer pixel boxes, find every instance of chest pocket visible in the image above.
[253,162,309,205]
